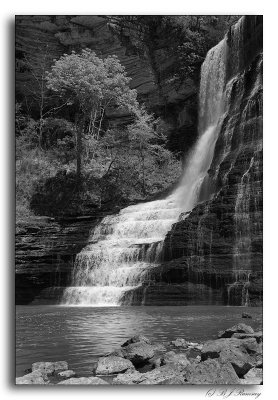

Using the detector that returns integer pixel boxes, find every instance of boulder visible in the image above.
[242,367,263,384]
[161,351,191,368]
[16,370,48,385]
[201,338,257,377]
[218,324,254,338]
[138,365,186,385]
[113,370,143,385]
[148,357,162,368]
[232,331,262,343]
[53,361,69,372]
[242,312,252,319]
[57,370,76,378]
[32,361,68,375]
[185,359,240,384]
[58,376,108,385]
[220,347,254,377]
[121,342,155,366]
[95,356,135,375]
[240,337,262,355]
[255,355,263,368]
[113,365,186,385]
[121,335,151,347]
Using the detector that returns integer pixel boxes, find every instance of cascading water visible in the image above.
[61,38,228,306]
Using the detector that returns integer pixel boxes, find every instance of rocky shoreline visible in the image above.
[16,322,262,385]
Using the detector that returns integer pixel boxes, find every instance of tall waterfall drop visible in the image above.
[61,38,228,306]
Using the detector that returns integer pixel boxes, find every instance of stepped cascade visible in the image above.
[61,35,229,306]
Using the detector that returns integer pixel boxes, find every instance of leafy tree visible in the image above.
[46,49,139,179]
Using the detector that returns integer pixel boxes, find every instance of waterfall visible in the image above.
[61,36,228,306]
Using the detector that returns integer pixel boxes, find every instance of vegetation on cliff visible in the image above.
[16,49,180,221]
[16,16,239,223]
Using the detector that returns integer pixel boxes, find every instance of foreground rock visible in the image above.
[120,342,156,366]
[16,370,49,385]
[58,377,108,385]
[218,324,254,338]
[201,336,260,377]
[241,368,263,384]
[232,331,262,343]
[32,361,68,375]
[161,351,191,368]
[96,356,135,375]
[113,365,187,385]
[185,359,241,384]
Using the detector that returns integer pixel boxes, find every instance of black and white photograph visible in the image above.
[13,11,263,388]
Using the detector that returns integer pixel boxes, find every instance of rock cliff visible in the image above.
[123,16,263,306]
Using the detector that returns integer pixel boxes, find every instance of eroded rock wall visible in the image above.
[130,16,263,306]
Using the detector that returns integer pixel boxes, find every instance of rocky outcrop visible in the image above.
[124,16,263,306]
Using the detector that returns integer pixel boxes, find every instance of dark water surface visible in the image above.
[16,305,262,377]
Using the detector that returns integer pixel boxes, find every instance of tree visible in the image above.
[46,49,139,180]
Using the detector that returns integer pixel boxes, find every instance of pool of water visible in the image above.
[16,305,262,377]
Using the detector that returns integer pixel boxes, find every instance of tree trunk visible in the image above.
[76,114,83,182]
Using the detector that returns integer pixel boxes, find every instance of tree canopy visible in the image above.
[46,49,140,177]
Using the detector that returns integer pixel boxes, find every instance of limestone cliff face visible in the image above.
[125,16,262,306]
[15,216,102,304]
[16,15,197,155]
